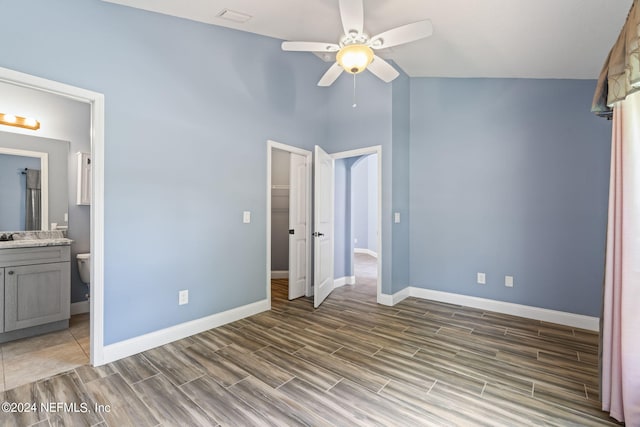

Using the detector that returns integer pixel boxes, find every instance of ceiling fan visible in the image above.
[281,0,433,86]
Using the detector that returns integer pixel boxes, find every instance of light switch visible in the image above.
[243,211,251,223]
[505,275,514,288]
[179,290,189,305]
[394,212,401,223]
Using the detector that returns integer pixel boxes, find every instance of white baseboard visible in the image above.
[70,300,90,315]
[101,298,270,365]
[271,270,288,279]
[354,248,378,258]
[378,287,410,306]
[381,287,599,331]
[334,276,356,288]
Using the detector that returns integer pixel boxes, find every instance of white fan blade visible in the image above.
[370,20,433,50]
[282,41,340,52]
[318,63,344,86]
[339,0,363,35]
[367,56,399,83]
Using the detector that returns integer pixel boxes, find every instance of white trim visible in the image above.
[271,270,288,279]
[378,287,410,306]
[266,140,313,303]
[331,146,382,160]
[331,146,382,304]
[102,298,269,365]
[70,300,90,315]
[378,293,394,306]
[354,248,378,258]
[0,66,106,366]
[382,287,599,331]
[0,147,49,231]
[334,276,356,288]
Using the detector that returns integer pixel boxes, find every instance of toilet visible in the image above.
[77,253,90,285]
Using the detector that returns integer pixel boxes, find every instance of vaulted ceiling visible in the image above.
[103,0,632,79]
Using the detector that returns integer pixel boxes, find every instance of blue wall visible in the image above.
[351,154,378,253]
[325,72,394,293]
[1,1,612,348]
[1,0,330,344]
[409,78,611,316]
[352,156,370,250]
[391,73,411,292]
[367,154,378,252]
[334,158,352,279]
[0,154,40,230]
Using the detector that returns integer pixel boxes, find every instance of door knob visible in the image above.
[313,232,324,237]
[289,229,295,235]
[8,271,14,275]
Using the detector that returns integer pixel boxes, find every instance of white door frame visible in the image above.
[0,66,106,366]
[266,140,312,304]
[331,145,382,303]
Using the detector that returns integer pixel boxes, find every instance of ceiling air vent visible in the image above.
[216,9,252,24]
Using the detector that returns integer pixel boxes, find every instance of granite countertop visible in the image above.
[0,238,73,249]
[0,230,73,249]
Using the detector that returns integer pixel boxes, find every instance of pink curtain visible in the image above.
[601,90,640,425]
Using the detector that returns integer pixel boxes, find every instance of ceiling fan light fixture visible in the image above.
[336,44,373,74]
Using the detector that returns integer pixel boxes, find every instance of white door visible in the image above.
[288,153,308,300]
[314,145,335,308]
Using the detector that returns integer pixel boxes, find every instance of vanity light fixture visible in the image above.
[0,113,40,130]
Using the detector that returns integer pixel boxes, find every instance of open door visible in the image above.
[288,153,308,300]
[314,145,335,308]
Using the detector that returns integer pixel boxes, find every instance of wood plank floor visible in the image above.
[1,254,620,426]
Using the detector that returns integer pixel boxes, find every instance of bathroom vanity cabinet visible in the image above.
[0,244,70,342]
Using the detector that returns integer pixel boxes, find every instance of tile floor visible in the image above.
[0,313,89,391]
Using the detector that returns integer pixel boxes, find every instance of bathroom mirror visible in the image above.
[0,149,49,231]
[0,131,69,233]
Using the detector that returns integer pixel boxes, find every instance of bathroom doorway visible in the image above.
[0,81,93,389]
[0,66,105,373]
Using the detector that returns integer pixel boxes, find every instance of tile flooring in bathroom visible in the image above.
[0,313,89,391]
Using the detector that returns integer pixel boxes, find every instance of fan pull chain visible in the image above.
[352,73,357,108]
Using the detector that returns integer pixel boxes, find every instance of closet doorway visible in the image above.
[266,141,312,303]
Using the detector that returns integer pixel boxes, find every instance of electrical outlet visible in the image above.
[477,272,486,285]
[505,275,514,288]
[179,289,189,305]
